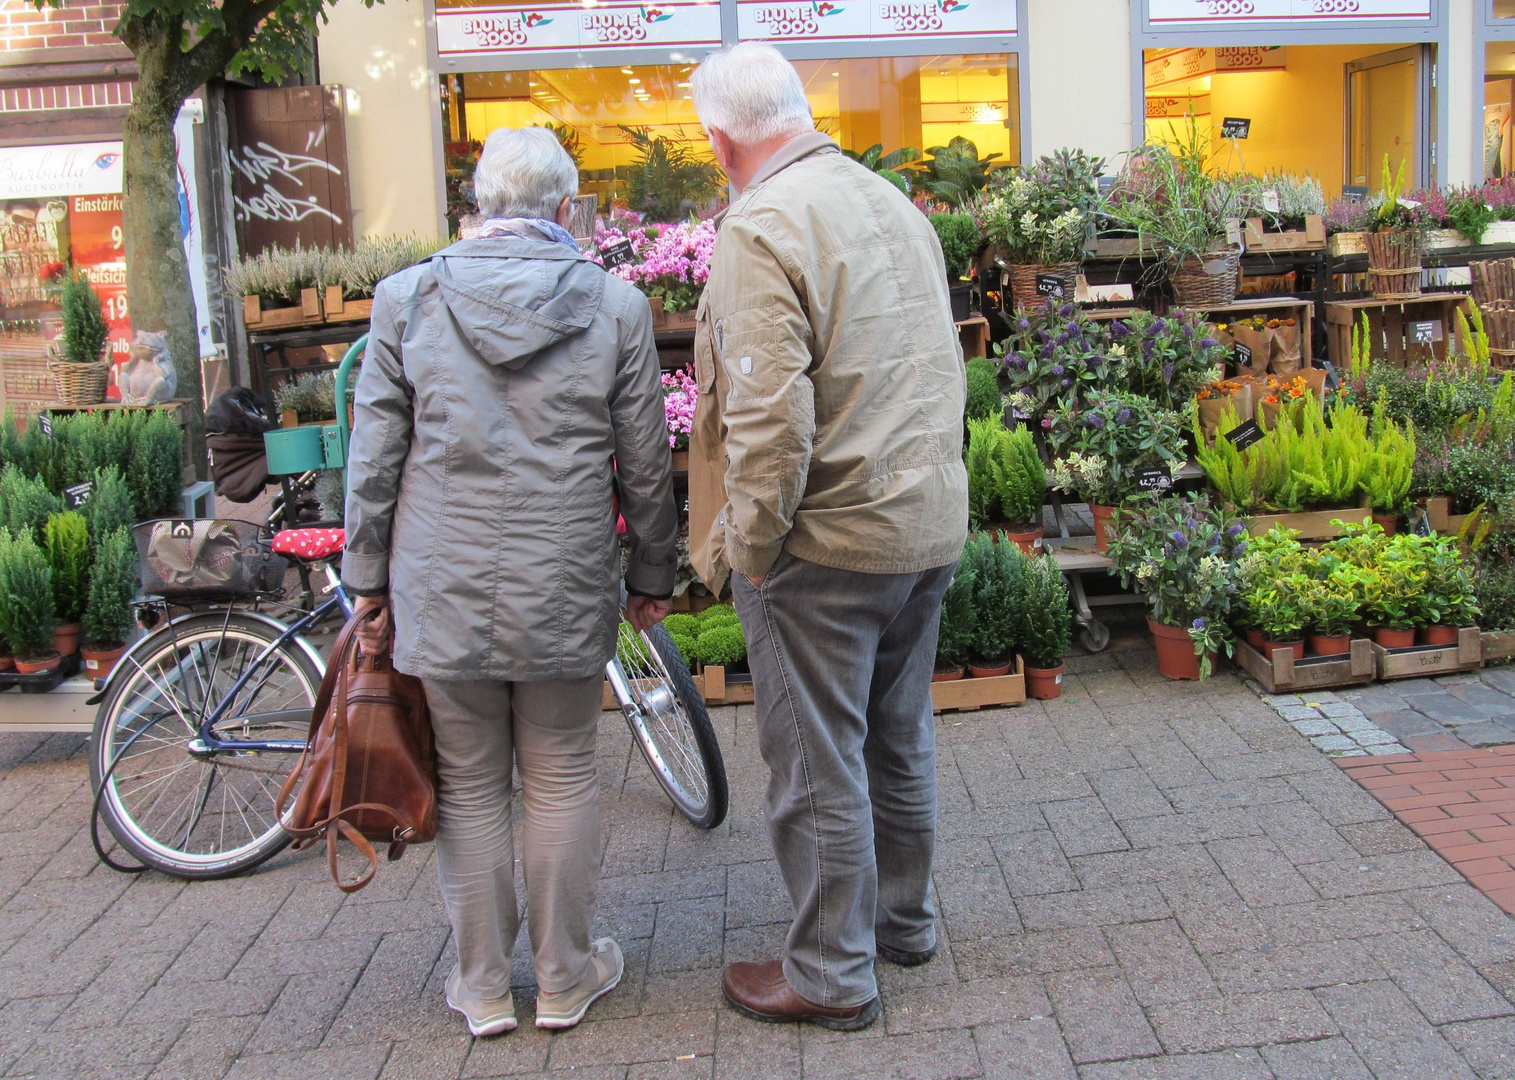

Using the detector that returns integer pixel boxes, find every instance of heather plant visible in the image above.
[275,371,337,422]
[329,235,447,299]
[223,242,323,305]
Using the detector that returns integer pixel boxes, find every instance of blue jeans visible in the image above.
[733,552,954,1008]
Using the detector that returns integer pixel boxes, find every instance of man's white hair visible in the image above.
[692,42,814,146]
[472,126,579,220]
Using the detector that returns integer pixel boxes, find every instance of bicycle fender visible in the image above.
[86,609,328,705]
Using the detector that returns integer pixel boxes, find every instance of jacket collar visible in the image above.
[747,131,840,189]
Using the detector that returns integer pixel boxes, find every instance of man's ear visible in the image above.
[707,127,734,173]
[555,195,574,229]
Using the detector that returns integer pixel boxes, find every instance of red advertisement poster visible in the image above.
[69,192,131,375]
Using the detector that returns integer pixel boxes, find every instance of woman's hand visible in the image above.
[353,594,393,656]
[626,595,672,633]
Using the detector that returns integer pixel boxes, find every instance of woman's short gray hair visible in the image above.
[692,42,813,146]
[472,126,579,220]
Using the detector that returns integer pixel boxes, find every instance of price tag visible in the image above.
[1413,511,1433,537]
[1221,117,1251,139]
[1261,190,1281,214]
[1342,184,1370,200]
[1410,320,1436,344]
[599,238,635,270]
[1234,343,1253,369]
[1225,219,1244,248]
[1134,466,1174,493]
[64,480,94,508]
[38,413,53,438]
[1224,419,1265,452]
[1035,274,1066,298]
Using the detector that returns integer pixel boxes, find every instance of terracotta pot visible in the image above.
[648,296,666,328]
[1262,638,1306,662]
[1089,503,1116,553]
[0,655,13,673]
[1309,633,1352,656]
[1243,627,1266,649]
[931,666,965,683]
[1372,626,1417,649]
[53,622,80,658]
[969,661,1013,678]
[14,652,61,675]
[1419,624,1460,646]
[1024,662,1064,699]
[81,643,127,679]
[670,450,689,471]
[1148,617,1210,680]
[1371,512,1399,535]
[1001,524,1044,556]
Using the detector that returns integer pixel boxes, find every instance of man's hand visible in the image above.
[626,594,672,633]
[352,594,393,656]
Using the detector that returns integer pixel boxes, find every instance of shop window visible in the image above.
[1497,0,1515,17]
[452,52,1018,222]
[1489,43,1515,178]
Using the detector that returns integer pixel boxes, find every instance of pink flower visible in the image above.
[662,366,699,448]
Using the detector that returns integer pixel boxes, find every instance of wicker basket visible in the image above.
[1169,249,1240,307]
[1007,262,1079,311]
[1365,230,1423,300]
[47,357,110,405]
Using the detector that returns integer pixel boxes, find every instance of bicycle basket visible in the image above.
[133,519,288,599]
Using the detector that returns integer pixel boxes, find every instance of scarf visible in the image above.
[476,216,579,250]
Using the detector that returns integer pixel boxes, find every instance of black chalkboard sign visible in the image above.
[1134,466,1174,493]
[1035,274,1066,298]
[64,480,94,508]
[1413,511,1433,537]
[1221,117,1251,139]
[1411,320,1435,344]
[600,238,635,269]
[1342,184,1370,200]
[1234,343,1253,369]
[1224,419,1265,452]
[38,413,52,438]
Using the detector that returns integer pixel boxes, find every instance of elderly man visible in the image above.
[688,43,969,1030]
[342,126,677,1038]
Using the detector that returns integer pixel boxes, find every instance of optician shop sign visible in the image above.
[1148,0,1432,24]
[0,142,123,200]
[435,1,721,55]
[737,1,1016,43]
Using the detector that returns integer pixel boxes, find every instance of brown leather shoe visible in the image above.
[722,960,880,1031]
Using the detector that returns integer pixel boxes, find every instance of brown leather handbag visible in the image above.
[277,607,438,892]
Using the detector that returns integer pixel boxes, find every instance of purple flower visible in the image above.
[1010,356,1028,371]
[1051,364,1065,375]
[1162,362,1174,383]
[1055,333,1069,345]
[1061,377,1072,387]
[1066,321,1082,337]
[1199,337,1219,348]
[1169,531,1188,548]
[1041,418,1053,429]
[1192,618,1206,630]
[1017,318,1030,332]
[1233,541,1249,557]
[1058,303,1074,318]
[1225,522,1245,538]
[1111,321,1130,341]
[1086,354,1103,368]
[1087,413,1106,428]
[1115,407,1131,425]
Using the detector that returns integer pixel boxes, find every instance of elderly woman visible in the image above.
[341,127,677,1037]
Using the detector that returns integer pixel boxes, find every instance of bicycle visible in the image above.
[89,340,727,880]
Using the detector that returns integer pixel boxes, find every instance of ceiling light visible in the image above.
[621,67,635,74]
[628,78,641,84]
[831,71,840,76]
[529,81,538,86]
[677,81,691,87]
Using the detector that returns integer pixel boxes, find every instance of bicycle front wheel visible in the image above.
[89,611,322,878]
[612,621,728,829]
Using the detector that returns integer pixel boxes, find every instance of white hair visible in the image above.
[472,126,579,220]
[692,42,814,146]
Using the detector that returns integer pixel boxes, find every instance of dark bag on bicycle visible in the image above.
[277,607,438,892]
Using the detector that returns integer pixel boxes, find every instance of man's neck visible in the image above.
[726,132,811,194]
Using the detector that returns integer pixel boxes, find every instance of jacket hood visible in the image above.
[427,237,606,370]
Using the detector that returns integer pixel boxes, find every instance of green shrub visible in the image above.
[1476,561,1515,632]
[966,415,1006,527]
[929,212,980,281]
[1016,553,1071,669]
[669,631,698,666]
[960,533,1023,666]
[697,604,739,630]
[994,426,1045,528]
[44,511,89,625]
[663,613,700,639]
[83,466,136,552]
[55,268,110,365]
[0,464,64,543]
[0,529,58,658]
[82,526,137,648]
[964,357,1002,421]
[127,410,184,519]
[935,555,977,670]
[694,623,747,666]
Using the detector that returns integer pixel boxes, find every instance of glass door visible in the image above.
[1346,44,1434,191]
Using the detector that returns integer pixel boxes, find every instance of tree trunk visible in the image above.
[122,36,207,481]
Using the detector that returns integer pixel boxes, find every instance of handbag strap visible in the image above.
[274,607,370,825]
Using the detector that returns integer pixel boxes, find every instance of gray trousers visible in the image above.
[423,675,604,1000]
[733,552,955,1008]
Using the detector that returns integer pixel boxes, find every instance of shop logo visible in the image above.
[813,2,843,15]
[940,0,969,11]
[641,4,673,21]
[523,11,552,27]
[878,3,945,30]
[92,153,119,170]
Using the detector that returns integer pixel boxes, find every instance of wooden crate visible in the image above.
[243,289,323,330]
[932,657,1026,713]
[1235,638,1375,694]
[1243,215,1326,253]
[1326,293,1470,369]
[1372,626,1483,680]
[957,315,990,360]
[323,287,373,324]
[1246,506,1372,541]
[1482,629,1515,663]
[1088,237,1148,258]
[1196,295,1314,371]
[1329,232,1368,257]
[700,665,755,706]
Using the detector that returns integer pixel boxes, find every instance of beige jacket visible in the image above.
[688,133,969,595]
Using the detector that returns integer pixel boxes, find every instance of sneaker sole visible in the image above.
[722,988,881,1032]
[535,966,624,1030]
[447,995,517,1037]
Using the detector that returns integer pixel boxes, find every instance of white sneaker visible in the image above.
[535,938,624,1030]
[446,964,517,1037]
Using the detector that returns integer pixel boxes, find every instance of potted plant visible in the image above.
[224,243,324,328]
[1364,156,1429,301]
[1016,552,1071,699]
[81,525,137,677]
[1248,573,1308,661]
[1363,401,1415,534]
[965,416,1046,553]
[934,553,977,681]
[974,148,1102,310]
[662,367,697,470]
[1108,310,1225,413]
[998,302,1112,421]
[323,235,446,320]
[1107,493,1247,680]
[43,511,88,657]
[1299,566,1362,656]
[964,356,1003,422]
[930,212,980,322]
[46,267,111,405]
[1358,537,1428,648]
[961,534,1022,677]
[1046,389,1187,552]
[1418,533,1480,645]
[909,136,1001,209]
[0,464,64,542]
[1233,525,1306,649]
[275,371,337,428]
[0,529,60,674]
[614,219,717,329]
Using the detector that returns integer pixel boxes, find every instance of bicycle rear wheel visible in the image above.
[89,611,321,878]
[612,621,728,829]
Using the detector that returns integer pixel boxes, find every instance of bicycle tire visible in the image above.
[615,621,728,830]
[89,611,322,879]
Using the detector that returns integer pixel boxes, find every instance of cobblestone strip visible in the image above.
[1244,684,1411,759]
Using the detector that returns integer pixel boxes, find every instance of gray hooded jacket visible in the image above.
[341,236,677,682]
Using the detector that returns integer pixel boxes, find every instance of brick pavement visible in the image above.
[3,655,1515,1079]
